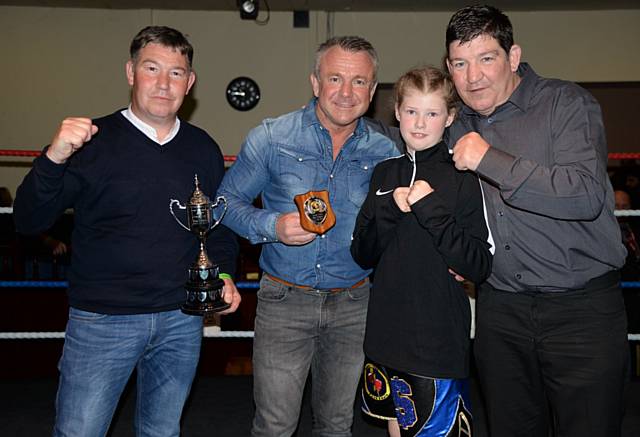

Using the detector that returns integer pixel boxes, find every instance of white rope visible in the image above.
[614,210,640,217]
[0,330,254,339]
[0,331,636,341]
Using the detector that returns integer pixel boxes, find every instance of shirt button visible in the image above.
[330,174,334,179]
[516,273,522,280]
[505,244,510,250]
[498,211,504,217]
[364,165,368,170]
[316,264,321,268]
[321,234,326,239]
[262,237,267,241]
[298,158,303,162]
[488,117,494,124]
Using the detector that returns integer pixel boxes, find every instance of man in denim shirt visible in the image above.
[219,36,399,436]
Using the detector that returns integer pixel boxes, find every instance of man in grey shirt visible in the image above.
[446,5,628,437]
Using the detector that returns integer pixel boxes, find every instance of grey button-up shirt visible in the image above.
[447,63,626,292]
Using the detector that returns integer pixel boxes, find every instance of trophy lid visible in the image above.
[190,175,210,206]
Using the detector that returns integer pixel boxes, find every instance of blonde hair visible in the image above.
[393,66,457,114]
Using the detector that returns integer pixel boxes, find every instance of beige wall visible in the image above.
[1,6,639,195]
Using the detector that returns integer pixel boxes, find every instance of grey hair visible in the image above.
[313,36,378,84]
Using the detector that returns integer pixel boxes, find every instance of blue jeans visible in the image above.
[53,308,203,437]
[251,275,370,437]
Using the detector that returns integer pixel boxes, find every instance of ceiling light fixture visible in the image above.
[238,0,259,20]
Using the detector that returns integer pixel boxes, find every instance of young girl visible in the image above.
[351,66,492,437]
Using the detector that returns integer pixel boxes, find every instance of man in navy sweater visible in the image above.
[13,26,240,436]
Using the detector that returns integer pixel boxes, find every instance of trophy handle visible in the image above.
[169,199,191,231]
[209,196,228,231]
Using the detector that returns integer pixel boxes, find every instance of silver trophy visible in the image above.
[170,175,229,315]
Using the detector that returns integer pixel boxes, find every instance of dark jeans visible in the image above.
[474,273,629,437]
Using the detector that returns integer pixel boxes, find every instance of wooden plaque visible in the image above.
[293,190,336,234]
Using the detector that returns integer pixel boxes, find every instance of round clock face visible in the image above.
[226,77,260,111]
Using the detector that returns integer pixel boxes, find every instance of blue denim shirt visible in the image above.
[219,98,400,288]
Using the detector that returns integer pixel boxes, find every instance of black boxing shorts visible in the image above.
[361,358,473,436]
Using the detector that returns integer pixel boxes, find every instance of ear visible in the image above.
[186,71,196,95]
[445,110,455,128]
[310,73,320,97]
[508,44,522,72]
[369,82,378,103]
[126,60,135,86]
[394,104,401,123]
[445,57,453,75]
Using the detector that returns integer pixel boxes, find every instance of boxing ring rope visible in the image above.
[0,149,237,163]
[1,148,640,341]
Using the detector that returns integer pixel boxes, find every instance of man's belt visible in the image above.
[264,273,367,293]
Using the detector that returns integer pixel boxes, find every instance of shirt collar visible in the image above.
[459,62,538,117]
[508,62,537,112]
[406,141,449,163]
[121,105,181,145]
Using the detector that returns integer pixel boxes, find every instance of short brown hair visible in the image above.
[130,26,194,69]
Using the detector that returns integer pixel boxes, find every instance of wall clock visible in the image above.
[226,77,261,111]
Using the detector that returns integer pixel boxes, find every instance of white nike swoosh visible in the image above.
[375,188,394,196]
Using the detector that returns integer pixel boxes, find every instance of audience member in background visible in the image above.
[615,189,640,280]
[615,189,640,343]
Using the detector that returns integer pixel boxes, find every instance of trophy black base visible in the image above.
[182,278,230,315]
[181,298,230,315]
[180,292,231,316]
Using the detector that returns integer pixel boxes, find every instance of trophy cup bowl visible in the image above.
[170,175,229,315]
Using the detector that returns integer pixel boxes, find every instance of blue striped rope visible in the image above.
[0,280,261,289]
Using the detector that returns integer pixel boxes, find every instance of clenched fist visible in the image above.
[46,117,99,164]
[452,132,489,171]
[393,187,411,212]
[407,180,434,205]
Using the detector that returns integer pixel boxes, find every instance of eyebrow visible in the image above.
[140,59,188,71]
[450,49,501,61]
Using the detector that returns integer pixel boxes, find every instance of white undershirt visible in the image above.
[121,105,180,145]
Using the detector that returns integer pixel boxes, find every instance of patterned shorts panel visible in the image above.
[361,358,473,437]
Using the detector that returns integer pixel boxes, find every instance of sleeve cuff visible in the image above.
[476,147,516,186]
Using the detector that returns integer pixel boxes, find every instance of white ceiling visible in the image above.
[1,0,639,11]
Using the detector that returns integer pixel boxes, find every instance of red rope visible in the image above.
[0,149,40,157]
[608,153,640,160]
[0,149,236,162]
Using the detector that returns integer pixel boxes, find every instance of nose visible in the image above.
[157,71,170,89]
[339,81,353,97]
[467,61,482,84]
[416,115,426,129]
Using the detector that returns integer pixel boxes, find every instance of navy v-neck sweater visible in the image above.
[14,111,238,314]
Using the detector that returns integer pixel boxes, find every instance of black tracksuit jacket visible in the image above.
[351,141,492,378]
